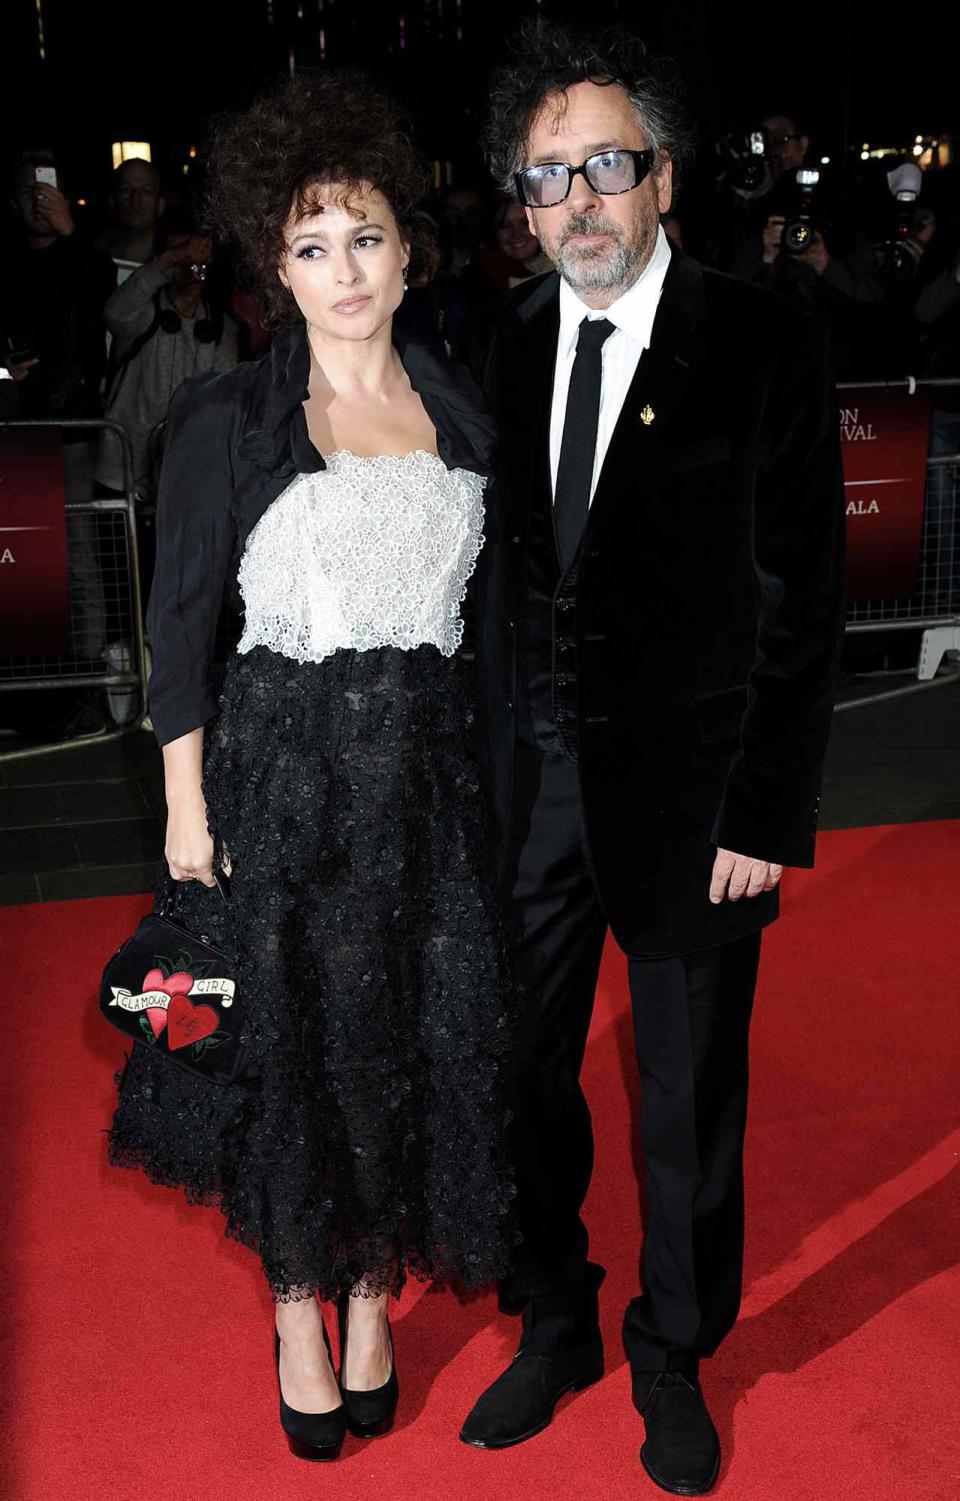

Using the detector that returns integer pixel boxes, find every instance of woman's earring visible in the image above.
[402,266,409,288]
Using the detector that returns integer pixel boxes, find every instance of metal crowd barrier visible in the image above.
[839,378,960,679]
[0,418,149,763]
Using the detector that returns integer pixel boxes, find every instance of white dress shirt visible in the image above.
[549,223,672,504]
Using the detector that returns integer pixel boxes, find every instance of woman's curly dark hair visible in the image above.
[204,71,429,331]
[483,20,696,201]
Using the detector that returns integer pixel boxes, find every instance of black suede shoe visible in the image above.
[459,1337,604,1448]
[632,1370,720,1496]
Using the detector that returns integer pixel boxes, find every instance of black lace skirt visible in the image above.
[107,644,517,1302]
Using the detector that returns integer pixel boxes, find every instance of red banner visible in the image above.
[0,427,71,653]
[840,389,932,602]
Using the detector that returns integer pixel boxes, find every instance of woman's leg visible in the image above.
[341,1282,393,1390]
[275,1290,342,1412]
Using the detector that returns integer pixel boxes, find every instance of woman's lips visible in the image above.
[331,295,373,314]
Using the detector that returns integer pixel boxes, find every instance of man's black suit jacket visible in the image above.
[469,245,847,959]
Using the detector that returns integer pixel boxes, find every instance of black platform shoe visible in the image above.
[337,1290,399,1438]
[632,1369,720,1496]
[274,1321,347,1462]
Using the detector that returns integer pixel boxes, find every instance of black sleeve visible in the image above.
[711,312,847,867]
[145,373,237,748]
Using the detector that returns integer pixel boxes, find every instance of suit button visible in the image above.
[511,535,521,545]
[556,597,574,612]
[556,638,572,655]
[556,673,569,687]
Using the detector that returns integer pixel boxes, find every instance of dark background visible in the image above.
[4,0,957,201]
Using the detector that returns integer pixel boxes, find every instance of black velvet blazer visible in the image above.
[145,320,496,748]
[470,246,847,959]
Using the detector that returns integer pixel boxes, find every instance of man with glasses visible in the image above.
[761,113,810,182]
[461,23,845,1495]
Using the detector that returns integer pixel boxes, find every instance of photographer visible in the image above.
[0,149,117,738]
[915,232,960,603]
[731,160,891,375]
[1,148,116,422]
[707,112,810,272]
[95,213,238,502]
[916,237,960,444]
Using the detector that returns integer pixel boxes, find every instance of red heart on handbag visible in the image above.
[142,968,195,997]
[146,1006,168,1038]
[166,993,219,1050]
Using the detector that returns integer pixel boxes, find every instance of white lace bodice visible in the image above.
[236,449,486,665]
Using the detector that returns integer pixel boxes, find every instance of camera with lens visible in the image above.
[872,163,923,281]
[716,128,770,194]
[782,169,821,255]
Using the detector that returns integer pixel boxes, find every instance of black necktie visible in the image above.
[553,316,616,572]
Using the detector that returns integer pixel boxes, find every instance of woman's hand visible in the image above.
[161,726,219,886]
[165,797,217,886]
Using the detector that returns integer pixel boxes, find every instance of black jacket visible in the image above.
[469,247,847,958]
[0,229,116,419]
[146,320,496,748]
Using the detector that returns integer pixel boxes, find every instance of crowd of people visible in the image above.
[1,108,958,736]
[4,114,960,491]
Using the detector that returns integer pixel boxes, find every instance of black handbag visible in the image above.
[99,872,258,1085]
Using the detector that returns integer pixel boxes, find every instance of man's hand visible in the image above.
[32,185,74,237]
[8,356,40,383]
[795,229,830,274]
[710,848,783,904]
[762,215,784,265]
[157,235,212,273]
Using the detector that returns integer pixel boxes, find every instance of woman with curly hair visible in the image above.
[105,71,515,1460]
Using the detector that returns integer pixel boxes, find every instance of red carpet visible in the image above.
[1,820,958,1501]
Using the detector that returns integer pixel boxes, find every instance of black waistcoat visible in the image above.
[515,465,580,759]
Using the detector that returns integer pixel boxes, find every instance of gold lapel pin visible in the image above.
[640,405,656,426]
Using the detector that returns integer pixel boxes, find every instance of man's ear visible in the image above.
[524,205,536,238]
[654,152,674,216]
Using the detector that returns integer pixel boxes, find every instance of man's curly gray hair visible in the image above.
[483,20,695,200]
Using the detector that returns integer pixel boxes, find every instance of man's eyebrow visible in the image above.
[290,221,386,244]
[526,140,626,167]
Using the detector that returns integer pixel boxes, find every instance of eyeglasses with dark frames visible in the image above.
[514,148,656,208]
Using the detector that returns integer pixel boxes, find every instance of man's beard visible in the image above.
[548,210,655,296]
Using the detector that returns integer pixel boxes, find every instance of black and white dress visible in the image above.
[108,447,516,1302]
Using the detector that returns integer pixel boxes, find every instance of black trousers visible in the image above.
[500,744,762,1372]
